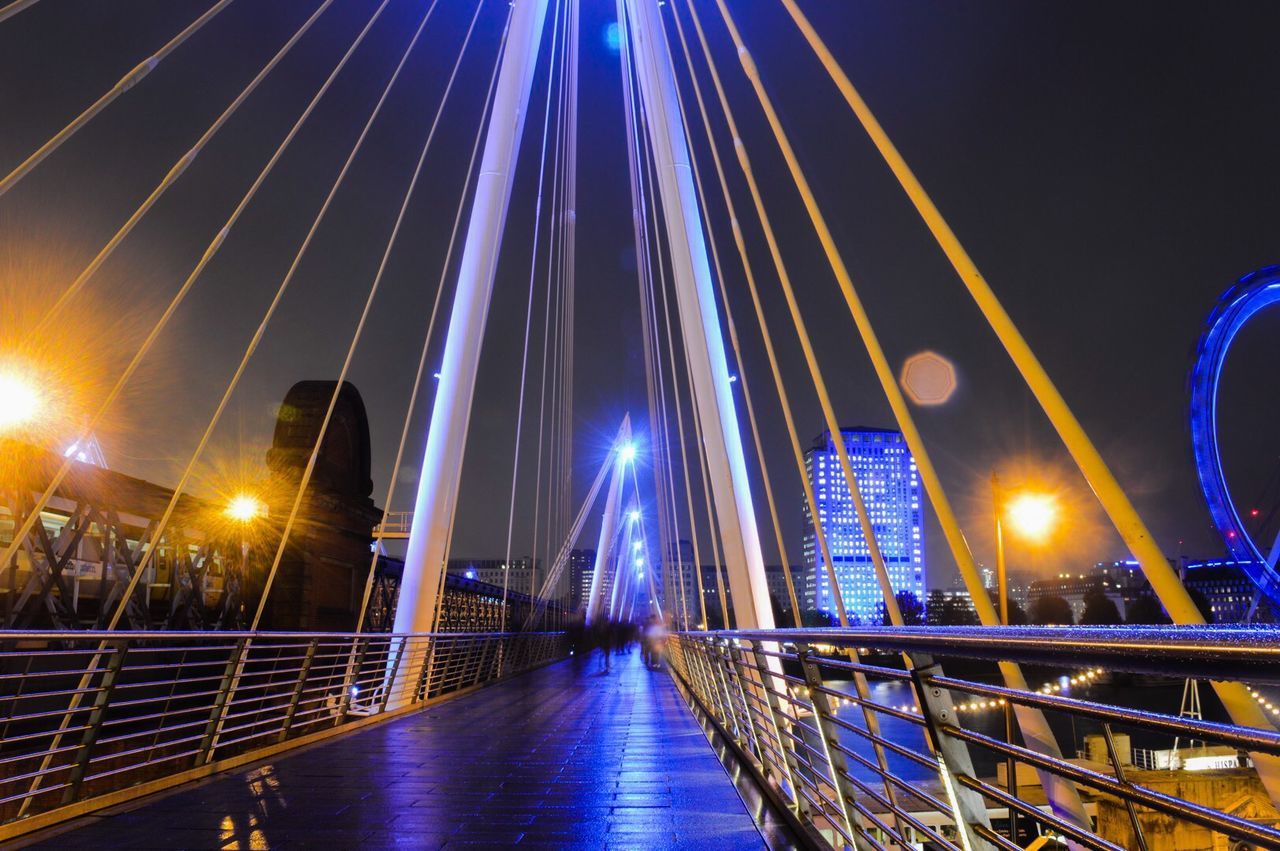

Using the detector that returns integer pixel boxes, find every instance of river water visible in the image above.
[824,671,1202,787]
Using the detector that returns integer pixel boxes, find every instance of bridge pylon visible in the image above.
[388,0,551,707]
[621,0,772,629]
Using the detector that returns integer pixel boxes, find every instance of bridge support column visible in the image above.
[390,0,550,704]
[587,417,630,625]
[622,0,772,629]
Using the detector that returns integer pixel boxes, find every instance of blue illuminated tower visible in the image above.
[802,428,924,622]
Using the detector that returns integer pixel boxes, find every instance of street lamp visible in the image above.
[619,443,637,464]
[222,493,266,628]
[0,369,42,432]
[991,473,1058,842]
[225,493,266,523]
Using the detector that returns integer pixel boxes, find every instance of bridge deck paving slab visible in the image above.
[22,650,774,849]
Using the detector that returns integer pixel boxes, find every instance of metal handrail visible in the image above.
[669,626,1280,850]
[0,630,567,840]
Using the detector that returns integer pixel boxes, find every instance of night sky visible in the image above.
[2,0,1278,587]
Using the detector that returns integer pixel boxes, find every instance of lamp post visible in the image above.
[991,473,1059,844]
[224,493,265,629]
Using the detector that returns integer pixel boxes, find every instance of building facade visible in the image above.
[569,548,595,613]
[802,428,924,622]
[446,557,544,602]
[1182,559,1273,624]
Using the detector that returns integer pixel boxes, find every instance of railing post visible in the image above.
[746,641,810,822]
[195,637,249,766]
[726,640,764,763]
[277,638,319,743]
[379,637,409,715]
[62,639,128,805]
[909,655,994,851]
[334,637,370,725]
[708,640,743,738]
[796,645,868,850]
[1103,722,1150,851]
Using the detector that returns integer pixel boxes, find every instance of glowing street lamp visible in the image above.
[619,443,637,464]
[1006,493,1058,543]
[628,509,640,523]
[990,473,1059,835]
[0,370,41,432]
[633,541,642,551]
[225,493,266,524]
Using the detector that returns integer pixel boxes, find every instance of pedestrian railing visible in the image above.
[669,626,1280,851]
[0,630,566,840]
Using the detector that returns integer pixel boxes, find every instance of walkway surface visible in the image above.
[26,650,781,850]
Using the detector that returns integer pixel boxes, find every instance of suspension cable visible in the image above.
[0,0,377,595]
[8,1,410,812]
[0,0,40,25]
[678,0,904,629]
[630,5,696,629]
[529,0,572,621]
[661,8,800,627]
[619,4,706,629]
[500,0,566,626]
[0,0,237,197]
[770,0,1204,630]
[251,0,476,630]
[666,3,911,828]
[28,0,336,342]
[616,0,679,624]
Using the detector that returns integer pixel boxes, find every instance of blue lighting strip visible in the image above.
[1188,265,1280,604]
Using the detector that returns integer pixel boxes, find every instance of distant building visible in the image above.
[569,548,595,612]
[1027,560,1147,622]
[1182,559,1273,624]
[765,563,807,617]
[926,587,978,626]
[446,557,542,601]
[802,428,924,622]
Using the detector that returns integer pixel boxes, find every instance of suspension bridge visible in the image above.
[1,0,1279,849]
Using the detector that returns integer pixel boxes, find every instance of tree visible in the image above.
[984,589,1027,625]
[802,608,840,627]
[1188,587,1215,623]
[1029,594,1074,625]
[1125,594,1170,625]
[878,590,925,626]
[1081,585,1122,625]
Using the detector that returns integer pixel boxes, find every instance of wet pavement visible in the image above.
[23,650,776,849]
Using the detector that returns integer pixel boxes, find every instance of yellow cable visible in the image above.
[682,0,903,628]
[778,0,1280,796]
[664,10,801,628]
[670,4,906,831]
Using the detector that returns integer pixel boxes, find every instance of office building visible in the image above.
[802,428,924,622]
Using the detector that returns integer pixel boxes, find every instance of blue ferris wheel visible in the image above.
[1188,265,1280,606]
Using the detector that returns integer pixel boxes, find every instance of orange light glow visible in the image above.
[0,368,42,431]
[225,494,266,523]
[1006,492,1058,542]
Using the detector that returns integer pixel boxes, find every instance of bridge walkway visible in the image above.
[23,649,786,850]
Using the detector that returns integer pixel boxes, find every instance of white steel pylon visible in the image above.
[622,0,773,628]
[389,0,551,705]
[586,416,632,624]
